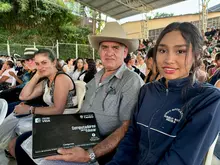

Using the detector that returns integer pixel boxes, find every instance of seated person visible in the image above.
[136,52,147,75]
[15,22,144,165]
[77,59,97,83]
[6,48,77,159]
[0,47,38,103]
[63,58,74,76]
[0,59,3,69]
[0,60,16,90]
[9,60,32,88]
[95,59,103,72]
[124,53,145,80]
[209,68,220,85]
[208,52,220,77]
[107,22,220,165]
[0,48,40,117]
[71,58,84,81]
[144,48,162,83]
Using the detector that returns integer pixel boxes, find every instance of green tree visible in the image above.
[0,0,92,59]
[0,0,90,43]
[0,1,12,12]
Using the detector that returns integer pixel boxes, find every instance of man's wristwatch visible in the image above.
[29,106,35,114]
[87,148,96,164]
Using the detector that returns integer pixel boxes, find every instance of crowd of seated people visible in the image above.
[0,48,78,160]
[0,60,16,90]
[0,22,219,165]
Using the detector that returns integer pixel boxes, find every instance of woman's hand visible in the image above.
[13,102,30,115]
[35,70,45,79]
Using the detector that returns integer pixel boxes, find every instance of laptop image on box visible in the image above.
[32,112,101,159]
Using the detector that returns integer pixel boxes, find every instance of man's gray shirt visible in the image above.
[80,63,144,136]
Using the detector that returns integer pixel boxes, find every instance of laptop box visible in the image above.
[32,112,101,159]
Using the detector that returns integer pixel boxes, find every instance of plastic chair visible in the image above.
[11,71,18,87]
[203,134,219,165]
[63,80,86,114]
[0,99,8,125]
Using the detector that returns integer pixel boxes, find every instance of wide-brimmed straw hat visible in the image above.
[88,22,138,53]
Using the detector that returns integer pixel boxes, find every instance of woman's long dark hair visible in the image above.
[154,22,204,84]
[74,58,84,72]
[65,58,73,65]
[146,48,154,59]
[86,59,97,74]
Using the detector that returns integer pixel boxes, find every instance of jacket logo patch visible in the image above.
[164,108,183,124]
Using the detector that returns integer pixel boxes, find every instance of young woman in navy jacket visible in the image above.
[107,22,220,165]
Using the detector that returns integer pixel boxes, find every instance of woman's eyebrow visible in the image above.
[158,44,166,47]
[174,44,187,48]
[158,44,187,48]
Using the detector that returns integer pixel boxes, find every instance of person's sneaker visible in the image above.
[4,149,15,159]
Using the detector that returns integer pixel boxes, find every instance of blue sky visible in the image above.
[107,0,220,23]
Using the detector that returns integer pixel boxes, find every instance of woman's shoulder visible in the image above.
[54,72,73,83]
[193,82,220,95]
[186,82,220,110]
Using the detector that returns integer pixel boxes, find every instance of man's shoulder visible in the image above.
[121,68,144,86]
[122,67,143,80]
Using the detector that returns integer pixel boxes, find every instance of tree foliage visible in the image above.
[0,0,92,48]
[0,2,12,12]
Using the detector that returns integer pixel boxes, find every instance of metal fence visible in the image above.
[0,41,99,60]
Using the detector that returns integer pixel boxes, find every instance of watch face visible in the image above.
[88,150,96,163]
[90,153,95,159]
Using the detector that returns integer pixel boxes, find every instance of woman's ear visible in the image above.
[53,59,57,67]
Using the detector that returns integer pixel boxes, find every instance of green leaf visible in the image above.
[0,2,12,12]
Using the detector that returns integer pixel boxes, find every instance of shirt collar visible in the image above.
[158,76,192,91]
[114,63,127,79]
[95,63,127,85]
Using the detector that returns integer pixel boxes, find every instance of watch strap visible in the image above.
[87,148,96,163]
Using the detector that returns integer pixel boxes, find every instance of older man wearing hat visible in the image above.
[45,22,144,165]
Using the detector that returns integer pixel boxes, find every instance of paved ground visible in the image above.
[0,150,16,165]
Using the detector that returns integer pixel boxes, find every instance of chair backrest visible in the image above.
[75,80,86,111]
[204,134,219,165]
[63,80,86,114]
[0,99,8,125]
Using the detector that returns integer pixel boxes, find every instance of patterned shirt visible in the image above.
[80,63,144,136]
[16,71,32,88]
[42,72,77,108]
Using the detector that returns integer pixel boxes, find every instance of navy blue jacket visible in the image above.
[107,77,220,165]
